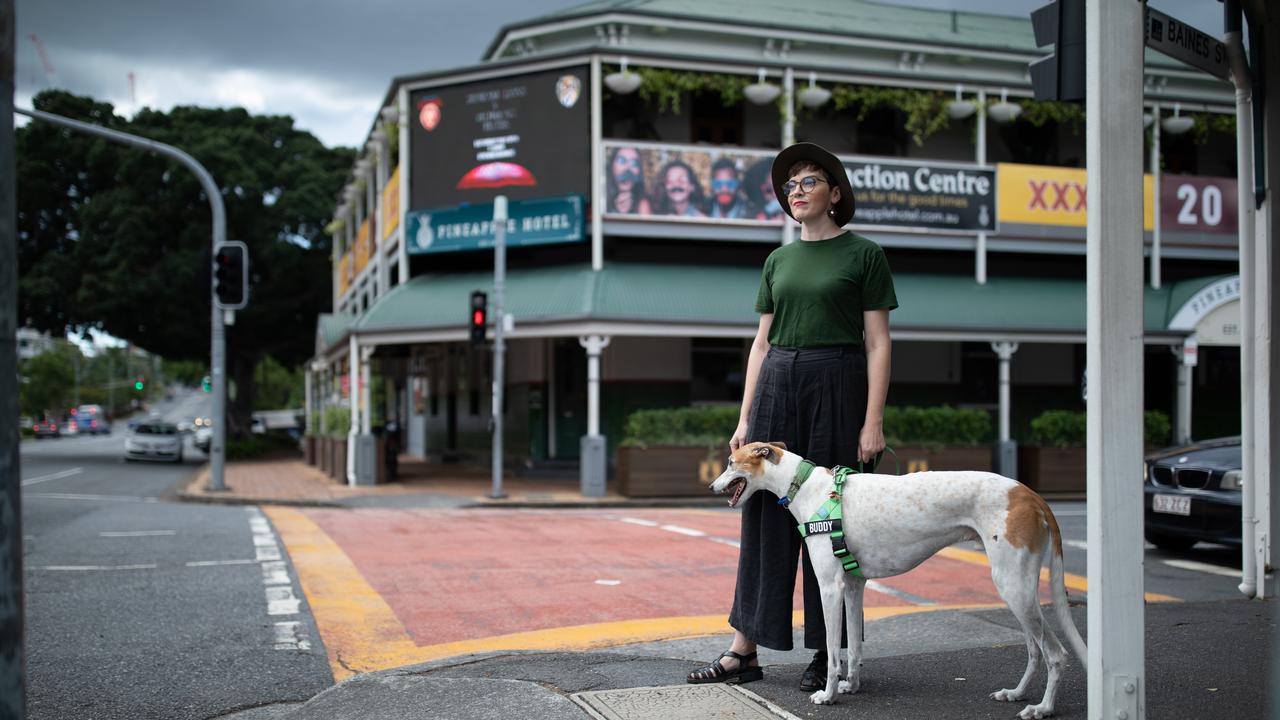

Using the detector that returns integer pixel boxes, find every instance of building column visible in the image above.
[304,363,314,434]
[347,336,360,485]
[975,88,988,285]
[1175,339,1195,445]
[361,346,374,435]
[991,341,1018,477]
[579,335,611,496]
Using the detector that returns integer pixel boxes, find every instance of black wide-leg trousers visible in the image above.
[728,345,868,651]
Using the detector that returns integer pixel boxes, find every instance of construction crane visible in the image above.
[28,33,56,87]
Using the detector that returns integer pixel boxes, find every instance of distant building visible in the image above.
[17,327,55,361]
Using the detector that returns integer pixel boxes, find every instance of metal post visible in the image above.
[1259,4,1280,601]
[578,334,610,497]
[991,341,1018,478]
[1150,101,1162,290]
[397,88,410,287]
[976,89,988,285]
[1085,2,1145,718]
[0,1,26,714]
[13,106,229,491]
[347,335,359,485]
[589,57,603,272]
[782,68,796,246]
[1175,340,1195,445]
[491,196,508,500]
[1225,10,1258,598]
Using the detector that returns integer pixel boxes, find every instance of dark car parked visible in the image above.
[32,418,61,439]
[1144,436,1243,551]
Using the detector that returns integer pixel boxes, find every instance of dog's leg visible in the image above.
[986,546,1044,709]
[838,576,865,695]
[808,548,844,705]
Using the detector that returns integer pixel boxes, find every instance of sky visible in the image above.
[15,0,1225,150]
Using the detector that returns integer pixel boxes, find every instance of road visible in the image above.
[20,404,1258,717]
[19,391,330,720]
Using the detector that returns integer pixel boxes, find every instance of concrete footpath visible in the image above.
[188,460,1273,719]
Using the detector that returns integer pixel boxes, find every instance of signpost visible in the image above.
[1144,7,1230,82]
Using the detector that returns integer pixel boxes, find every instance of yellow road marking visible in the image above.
[264,506,1018,680]
[938,547,1180,603]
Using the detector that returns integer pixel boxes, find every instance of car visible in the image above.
[76,404,111,435]
[61,417,78,436]
[193,426,212,454]
[124,421,184,463]
[32,418,60,439]
[1144,436,1242,551]
[251,417,266,435]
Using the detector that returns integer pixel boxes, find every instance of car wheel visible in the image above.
[1147,532,1198,552]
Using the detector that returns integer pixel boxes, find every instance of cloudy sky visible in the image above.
[15,0,1223,149]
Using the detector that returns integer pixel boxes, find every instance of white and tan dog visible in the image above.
[712,441,1087,719]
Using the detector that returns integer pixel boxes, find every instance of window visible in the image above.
[691,338,747,402]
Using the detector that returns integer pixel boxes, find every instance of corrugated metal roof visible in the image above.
[347,262,1224,338]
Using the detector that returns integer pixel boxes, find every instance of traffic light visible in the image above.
[1029,0,1085,102]
[202,375,212,393]
[469,290,487,346]
[213,241,249,309]
[134,377,145,391]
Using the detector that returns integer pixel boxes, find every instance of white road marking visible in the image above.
[273,621,312,651]
[266,586,301,615]
[252,534,278,547]
[659,524,706,537]
[867,580,939,606]
[1050,509,1087,516]
[619,517,659,527]
[100,530,177,537]
[595,579,622,586]
[707,536,741,549]
[24,493,158,503]
[37,564,157,572]
[255,545,282,561]
[186,559,257,567]
[261,561,291,586]
[1064,539,1088,550]
[1161,559,1247,578]
[21,467,85,486]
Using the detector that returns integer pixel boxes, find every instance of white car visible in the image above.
[124,422,184,463]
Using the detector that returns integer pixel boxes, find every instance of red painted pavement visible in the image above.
[301,507,1024,647]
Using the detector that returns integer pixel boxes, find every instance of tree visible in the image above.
[18,342,80,418]
[17,90,355,435]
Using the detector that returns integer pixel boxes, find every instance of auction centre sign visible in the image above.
[846,160,995,233]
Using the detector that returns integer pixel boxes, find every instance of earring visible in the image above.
[828,208,835,217]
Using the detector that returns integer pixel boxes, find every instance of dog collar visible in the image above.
[778,459,816,507]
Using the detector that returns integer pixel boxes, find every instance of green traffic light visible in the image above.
[135,379,145,391]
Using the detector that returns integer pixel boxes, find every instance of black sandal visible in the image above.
[686,650,764,685]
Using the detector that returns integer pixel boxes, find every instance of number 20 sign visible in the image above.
[1163,176,1238,234]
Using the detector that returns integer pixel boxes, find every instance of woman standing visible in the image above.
[687,143,897,689]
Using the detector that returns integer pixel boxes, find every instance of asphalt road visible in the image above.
[19,392,331,720]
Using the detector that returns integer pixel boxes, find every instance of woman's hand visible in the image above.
[730,419,749,451]
[858,422,885,465]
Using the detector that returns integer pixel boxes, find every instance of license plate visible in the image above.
[1153,494,1191,516]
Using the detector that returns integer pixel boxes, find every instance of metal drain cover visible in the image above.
[572,684,785,720]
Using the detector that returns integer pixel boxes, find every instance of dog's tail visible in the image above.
[1043,502,1088,663]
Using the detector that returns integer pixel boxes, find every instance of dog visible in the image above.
[711,441,1087,719]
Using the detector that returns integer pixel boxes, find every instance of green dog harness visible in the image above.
[796,464,864,577]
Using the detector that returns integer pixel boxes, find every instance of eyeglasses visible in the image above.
[782,176,827,196]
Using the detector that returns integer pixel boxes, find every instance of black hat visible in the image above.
[771,142,855,227]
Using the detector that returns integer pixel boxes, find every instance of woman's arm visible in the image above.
[860,309,892,464]
[730,314,773,451]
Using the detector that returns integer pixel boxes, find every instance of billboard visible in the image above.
[409,66,591,212]
[602,141,996,233]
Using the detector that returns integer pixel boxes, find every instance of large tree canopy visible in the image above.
[17,90,355,432]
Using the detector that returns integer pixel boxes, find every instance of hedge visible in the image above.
[883,406,991,447]
[1029,409,1171,448]
[621,405,740,448]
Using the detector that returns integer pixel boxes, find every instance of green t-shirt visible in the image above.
[754,232,898,348]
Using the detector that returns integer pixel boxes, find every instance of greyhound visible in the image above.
[711,441,1087,719]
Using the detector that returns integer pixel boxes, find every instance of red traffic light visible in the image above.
[469,290,487,345]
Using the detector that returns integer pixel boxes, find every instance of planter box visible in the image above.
[616,446,722,498]
[304,436,316,466]
[330,438,347,482]
[1018,446,1086,494]
[883,445,992,475]
[318,436,330,474]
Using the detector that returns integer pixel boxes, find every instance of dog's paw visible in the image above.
[809,690,837,705]
[1017,704,1052,719]
[838,678,859,694]
[990,688,1024,702]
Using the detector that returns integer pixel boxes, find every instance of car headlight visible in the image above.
[1143,461,1149,483]
[1220,470,1244,490]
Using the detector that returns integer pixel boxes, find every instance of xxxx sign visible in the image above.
[997,163,1155,230]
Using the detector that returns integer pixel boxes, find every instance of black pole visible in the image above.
[0,0,26,717]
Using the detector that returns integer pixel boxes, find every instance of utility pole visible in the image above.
[490,196,507,500]
[1,1,26,716]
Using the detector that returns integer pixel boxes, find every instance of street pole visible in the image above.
[782,68,795,247]
[0,1,26,716]
[1085,1,1145,718]
[12,106,228,490]
[491,196,507,500]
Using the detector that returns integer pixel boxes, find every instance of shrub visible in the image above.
[622,405,740,448]
[323,406,351,437]
[226,432,300,460]
[882,406,991,447]
[1029,409,1172,449]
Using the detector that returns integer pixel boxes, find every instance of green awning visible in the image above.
[347,263,1222,340]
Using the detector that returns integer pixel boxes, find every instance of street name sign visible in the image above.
[1144,7,1230,81]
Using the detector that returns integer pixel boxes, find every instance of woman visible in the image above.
[652,159,707,217]
[687,143,897,690]
[606,146,652,215]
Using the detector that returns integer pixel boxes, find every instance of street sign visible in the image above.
[1144,7,1230,82]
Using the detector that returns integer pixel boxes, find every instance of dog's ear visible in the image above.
[752,444,781,464]
[767,441,787,452]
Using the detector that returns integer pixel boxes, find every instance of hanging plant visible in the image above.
[324,218,346,236]
[830,84,951,146]
[605,66,750,114]
[1017,99,1085,133]
[1189,112,1236,144]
